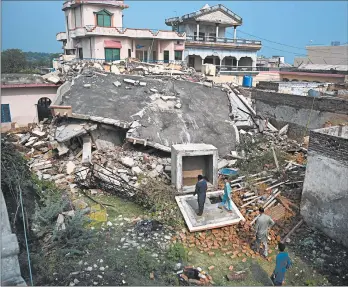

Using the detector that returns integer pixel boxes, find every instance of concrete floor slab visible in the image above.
[61,74,237,155]
[175,190,245,232]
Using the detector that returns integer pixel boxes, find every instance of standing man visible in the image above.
[194,175,207,216]
[254,207,275,257]
[271,242,292,286]
[218,177,233,212]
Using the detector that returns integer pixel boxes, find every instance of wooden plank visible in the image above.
[183,169,203,178]
[281,219,304,243]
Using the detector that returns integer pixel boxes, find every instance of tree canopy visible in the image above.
[1,49,61,73]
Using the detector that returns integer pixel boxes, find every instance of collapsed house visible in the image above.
[49,66,264,157]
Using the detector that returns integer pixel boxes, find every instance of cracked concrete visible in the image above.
[60,73,237,155]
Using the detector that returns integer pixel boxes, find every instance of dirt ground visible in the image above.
[15,191,347,287]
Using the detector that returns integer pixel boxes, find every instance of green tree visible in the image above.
[1,49,27,73]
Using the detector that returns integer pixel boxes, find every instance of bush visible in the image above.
[33,190,96,255]
[167,242,187,262]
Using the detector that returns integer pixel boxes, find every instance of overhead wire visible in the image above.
[225,30,348,59]
[236,29,347,55]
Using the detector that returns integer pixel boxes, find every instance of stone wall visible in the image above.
[1,190,26,286]
[255,81,327,96]
[301,126,348,247]
[252,90,348,138]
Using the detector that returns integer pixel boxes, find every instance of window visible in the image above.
[174,51,182,61]
[135,50,148,62]
[152,51,156,62]
[1,104,11,123]
[128,49,131,58]
[164,50,169,63]
[96,10,112,27]
[105,48,120,61]
[66,49,76,55]
[78,48,83,59]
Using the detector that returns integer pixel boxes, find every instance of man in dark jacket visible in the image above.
[194,175,207,216]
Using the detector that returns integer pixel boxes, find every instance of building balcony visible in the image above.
[185,35,261,50]
[56,32,67,41]
[69,26,186,40]
[63,0,128,10]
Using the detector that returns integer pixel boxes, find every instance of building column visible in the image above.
[157,40,161,61]
[233,25,237,40]
[215,24,219,41]
[196,22,200,40]
[236,59,239,68]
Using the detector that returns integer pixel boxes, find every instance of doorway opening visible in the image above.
[37,97,52,122]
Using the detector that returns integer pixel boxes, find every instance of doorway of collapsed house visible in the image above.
[187,55,203,72]
[37,97,52,122]
[182,155,213,187]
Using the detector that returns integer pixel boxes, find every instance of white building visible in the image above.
[165,4,262,72]
[56,0,186,63]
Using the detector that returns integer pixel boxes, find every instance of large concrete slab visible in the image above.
[61,74,237,155]
[176,190,245,232]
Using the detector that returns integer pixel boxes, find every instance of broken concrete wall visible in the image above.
[90,124,126,150]
[256,81,327,96]
[253,90,348,138]
[52,81,72,106]
[301,126,348,247]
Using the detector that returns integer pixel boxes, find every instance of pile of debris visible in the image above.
[44,58,208,85]
[177,266,214,286]
[11,119,172,194]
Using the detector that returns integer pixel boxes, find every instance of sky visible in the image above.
[1,0,348,63]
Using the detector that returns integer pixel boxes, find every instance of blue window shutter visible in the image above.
[1,104,11,123]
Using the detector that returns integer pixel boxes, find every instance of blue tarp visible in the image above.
[219,168,238,176]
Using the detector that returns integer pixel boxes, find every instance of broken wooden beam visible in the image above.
[266,181,288,191]
[242,195,258,202]
[241,196,261,208]
[271,147,280,172]
[281,219,304,243]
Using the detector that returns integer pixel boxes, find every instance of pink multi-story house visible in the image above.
[56,0,186,63]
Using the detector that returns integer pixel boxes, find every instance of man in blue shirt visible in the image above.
[271,242,292,286]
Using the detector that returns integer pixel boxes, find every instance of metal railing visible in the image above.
[186,35,261,45]
[165,4,242,23]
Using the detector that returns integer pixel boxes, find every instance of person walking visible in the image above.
[194,175,207,216]
[218,177,233,212]
[271,242,292,286]
[254,207,275,257]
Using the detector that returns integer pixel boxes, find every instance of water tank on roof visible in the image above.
[242,75,253,88]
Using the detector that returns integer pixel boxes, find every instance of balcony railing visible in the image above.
[69,26,186,40]
[186,35,261,45]
[165,4,242,24]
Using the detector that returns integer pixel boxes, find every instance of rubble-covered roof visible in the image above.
[60,73,237,155]
[1,73,59,87]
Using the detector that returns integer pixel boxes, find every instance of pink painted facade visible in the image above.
[57,0,186,62]
[1,85,58,131]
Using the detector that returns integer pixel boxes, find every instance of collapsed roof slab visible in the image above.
[61,73,238,156]
[176,190,245,232]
